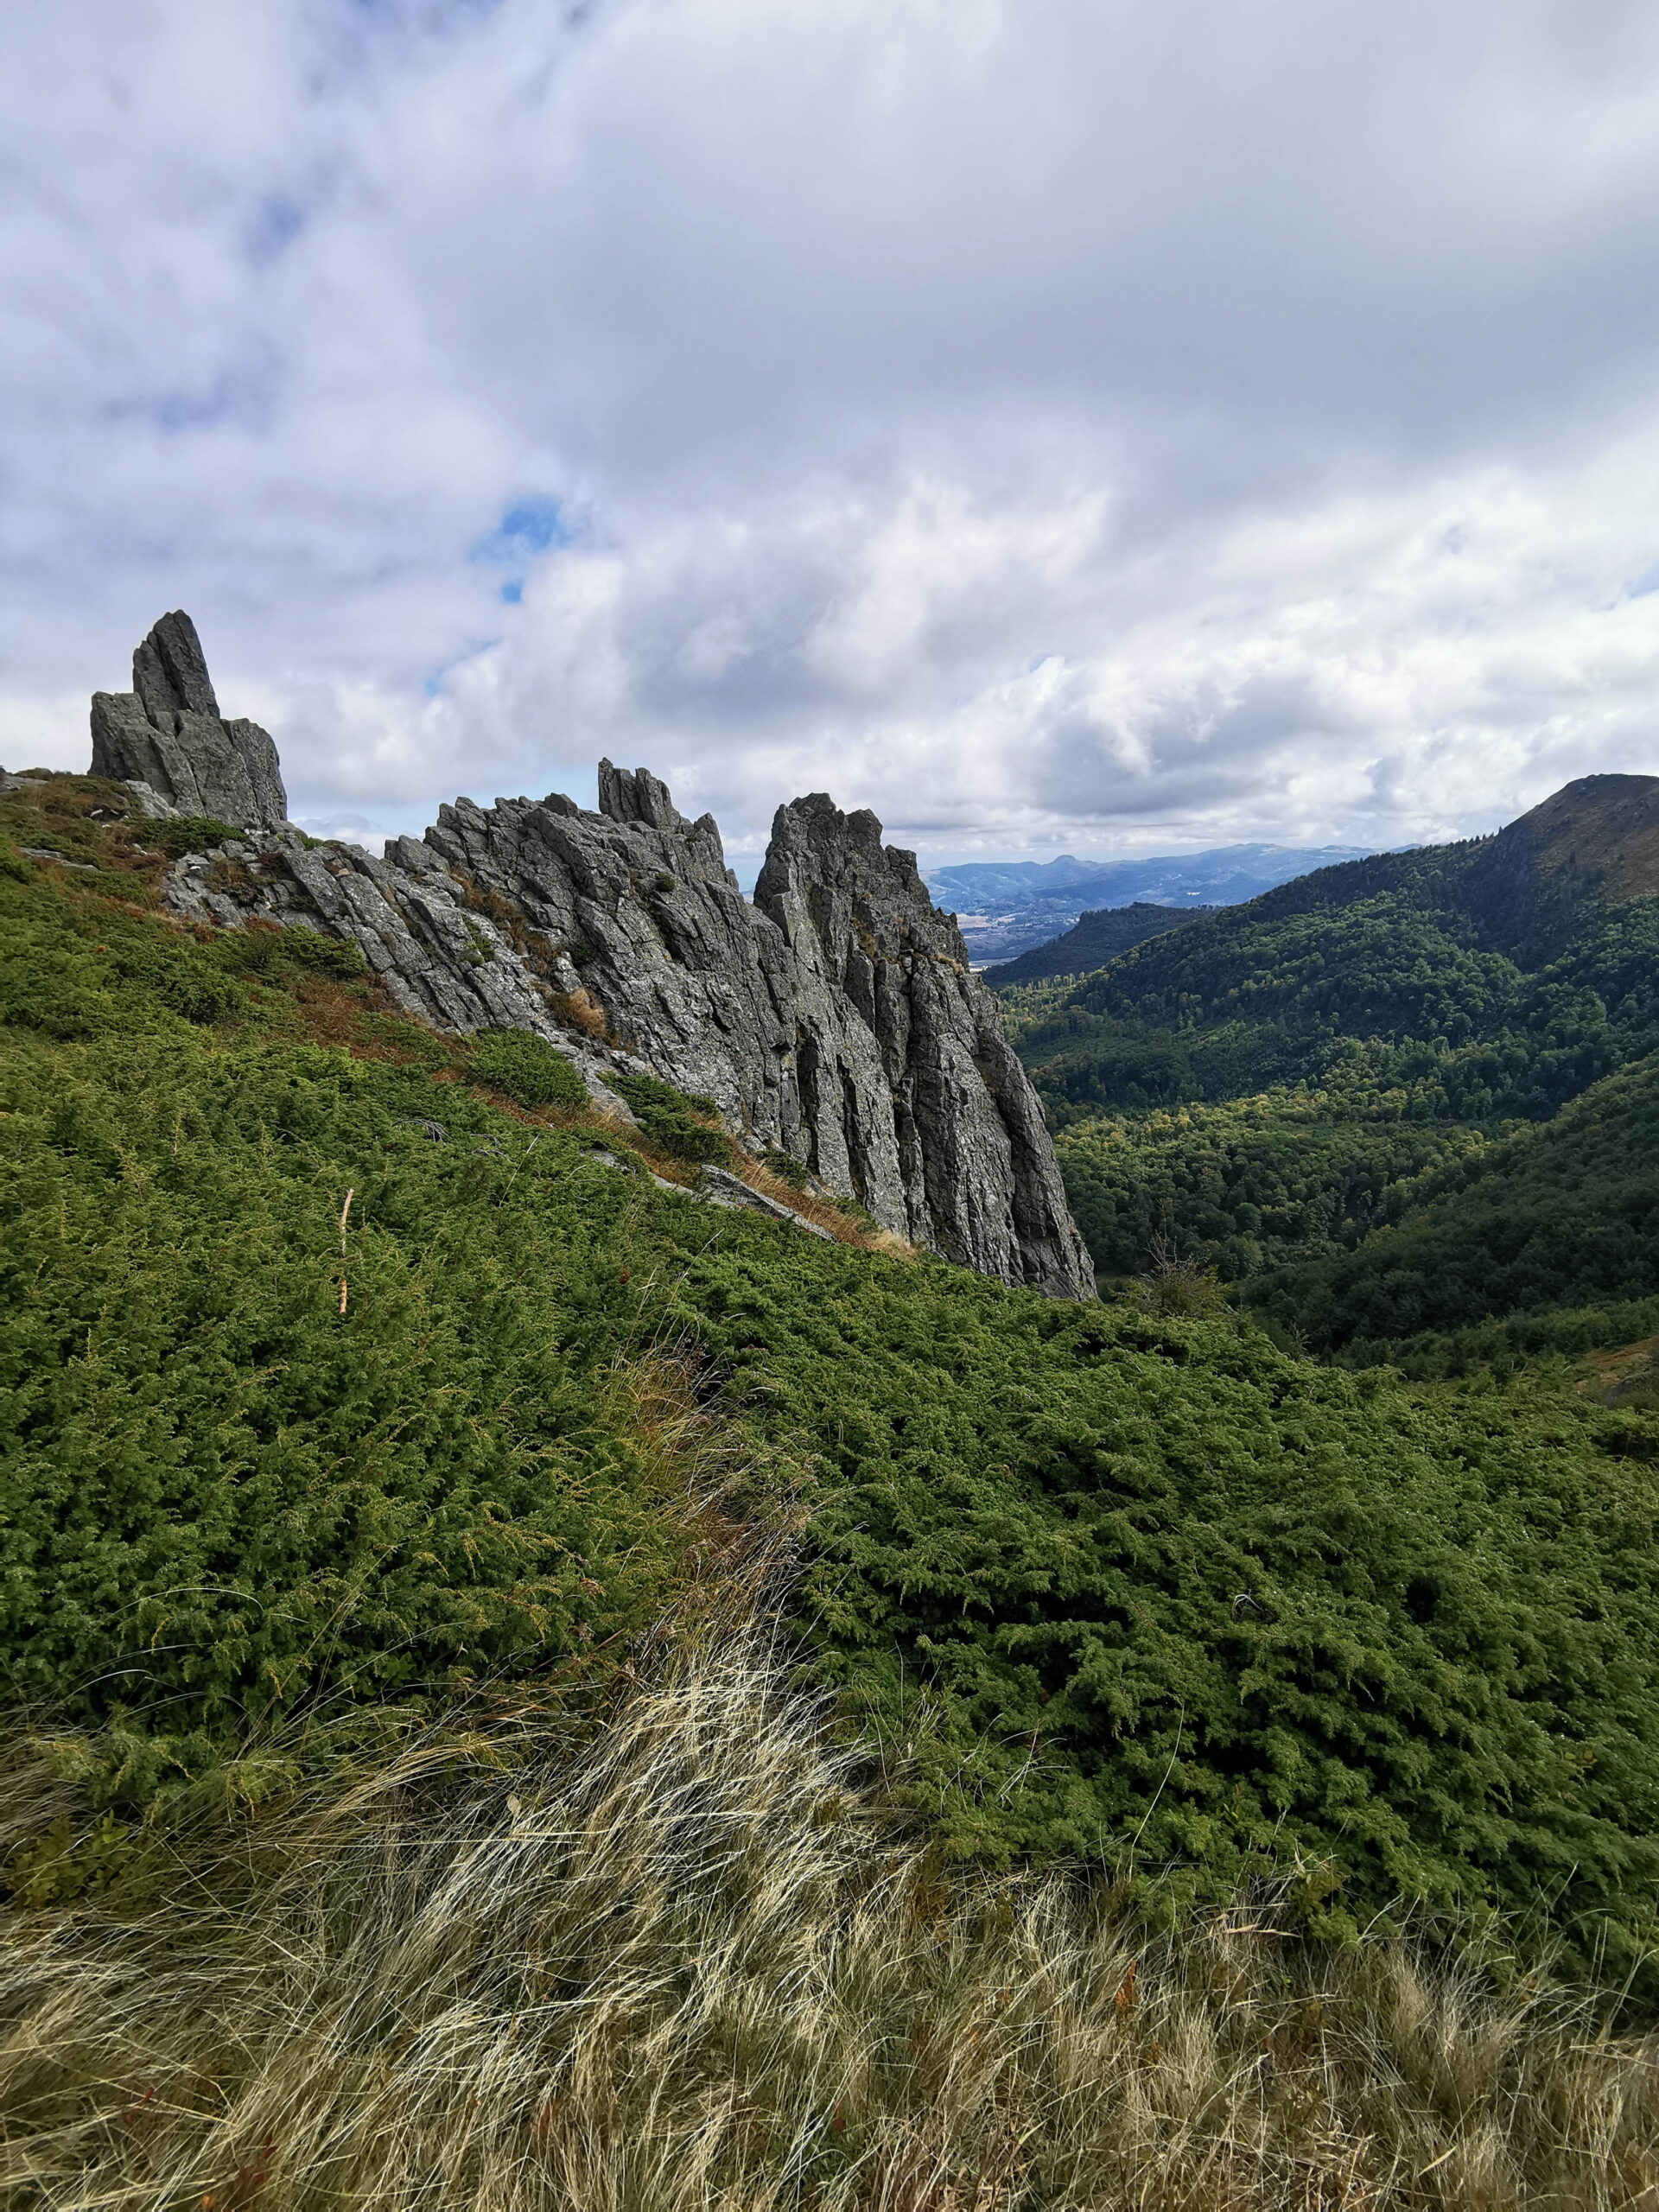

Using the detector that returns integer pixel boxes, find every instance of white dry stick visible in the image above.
[339,1188,353,1314]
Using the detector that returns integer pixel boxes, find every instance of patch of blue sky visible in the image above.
[245,194,307,269]
[1627,564,1659,600]
[470,495,572,606]
[471,495,570,565]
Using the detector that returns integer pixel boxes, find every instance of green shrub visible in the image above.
[468,1027,588,1109]
[605,1070,734,1166]
[219,925,370,982]
[146,816,241,857]
[0,1031,686,1796]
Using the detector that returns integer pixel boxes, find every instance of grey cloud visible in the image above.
[4,0,1659,865]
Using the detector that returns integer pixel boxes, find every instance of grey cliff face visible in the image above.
[754,794,1095,1296]
[103,613,1090,1297]
[90,612,288,829]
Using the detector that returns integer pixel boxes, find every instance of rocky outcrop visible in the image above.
[90,612,287,829]
[753,795,1095,1296]
[108,615,1091,1297]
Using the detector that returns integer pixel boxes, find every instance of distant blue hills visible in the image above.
[926,842,1377,963]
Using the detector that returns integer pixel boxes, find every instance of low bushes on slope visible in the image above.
[3,785,1659,1998]
[663,1233,1659,1987]
[604,1067,736,1166]
[0,1027,703,1801]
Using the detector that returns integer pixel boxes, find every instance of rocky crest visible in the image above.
[90,612,288,828]
[97,617,1091,1296]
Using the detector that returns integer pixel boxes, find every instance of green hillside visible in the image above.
[1249,1051,1659,1360]
[1001,779,1659,1316]
[981,900,1211,987]
[4,776,1659,1998]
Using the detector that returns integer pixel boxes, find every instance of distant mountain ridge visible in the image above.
[927,842,1377,963]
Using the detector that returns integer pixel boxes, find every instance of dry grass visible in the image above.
[739,1160,913,1255]
[2,1638,1653,2212]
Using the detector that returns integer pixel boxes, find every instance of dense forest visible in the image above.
[981,900,1209,986]
[4,772,1659,1996]
[1001,775,1659,1373]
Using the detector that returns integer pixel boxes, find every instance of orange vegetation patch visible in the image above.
[1576,1336,1659,1407]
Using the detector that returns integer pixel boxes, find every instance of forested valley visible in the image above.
[1001,773,1659,1378]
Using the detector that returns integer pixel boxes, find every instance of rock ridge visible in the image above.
[94,615,1092,1297]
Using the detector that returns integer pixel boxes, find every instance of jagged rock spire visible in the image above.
[98,618,1094,1292]
[132,609,221,722]
[159,751,1094,1297]
[755,792,1094,1294]
[89,612,287,828]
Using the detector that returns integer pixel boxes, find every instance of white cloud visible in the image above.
[4,0,1659,860]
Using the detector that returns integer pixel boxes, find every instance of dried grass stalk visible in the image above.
[2,1638,1654,2211]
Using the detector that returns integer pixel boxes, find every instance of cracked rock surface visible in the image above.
[109,617,1090,1296]
[90,612,288,830]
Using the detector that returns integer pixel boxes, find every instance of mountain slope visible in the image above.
[982,900,1213,985]
[1001,777,1659,1287]
[1249,1050,1659,1357]
[4,777,1659,1986]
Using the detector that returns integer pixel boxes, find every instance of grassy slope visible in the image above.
[9,1649,1656,2212]
[3,781,1659,1994]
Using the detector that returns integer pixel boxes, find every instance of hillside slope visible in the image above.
[982,900,1212,985]
[1249,1050,1659,1357]
[4,775,1659,1991]
[1001,777,1659,1291]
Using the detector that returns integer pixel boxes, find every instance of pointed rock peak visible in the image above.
[88,612,287,830]
[133,610,220,725]
[597,760,684,834]
[780,791,885,849]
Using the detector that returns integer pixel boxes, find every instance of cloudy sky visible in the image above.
[5,0,1659,865]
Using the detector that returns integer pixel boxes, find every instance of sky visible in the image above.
[5,0,1659,866]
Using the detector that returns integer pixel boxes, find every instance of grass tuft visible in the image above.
[2,1640,1653,2210]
